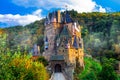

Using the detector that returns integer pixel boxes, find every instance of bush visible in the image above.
[78,57,102,80]
[99,58,118,80]
[0,53,49,80]
[37,56,48,66]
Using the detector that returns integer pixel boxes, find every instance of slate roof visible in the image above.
[45,36,48,42]
[50,55,64,61]
[59,26,71,38]
[73,36,79,49]
[64,11,73,23]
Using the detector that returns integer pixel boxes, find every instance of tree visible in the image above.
[0,52,49,80]
[79,57,102,80]
[37,56,48,66]
[99,58,118,80]
[0,29,7,53]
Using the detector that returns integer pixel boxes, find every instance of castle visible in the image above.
[44,10,84,80]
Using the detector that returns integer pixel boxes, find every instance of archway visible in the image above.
[54,64,62,72]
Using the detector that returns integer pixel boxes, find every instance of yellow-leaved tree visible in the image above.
[0,53,49,80]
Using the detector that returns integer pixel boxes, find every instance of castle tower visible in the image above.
[44,10,84,80]
[44,10,62,60]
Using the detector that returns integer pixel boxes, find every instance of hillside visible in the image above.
[1,10,120,79]
[1,10,120,59]
[1,19,45,53]
[69,10,120,60]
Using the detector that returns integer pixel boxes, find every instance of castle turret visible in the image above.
[32,44,41,56]
[51,11,57,23]
[57,10,61,23]
[44,36,48,50]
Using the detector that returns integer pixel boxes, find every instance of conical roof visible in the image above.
[64,11,73,23]
[73,36,79,48]
[45,36,48,42]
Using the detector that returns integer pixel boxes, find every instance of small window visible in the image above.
[79,43,82,48]
[59,50,61,52]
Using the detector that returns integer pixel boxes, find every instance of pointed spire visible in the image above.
[64,11,73,23]
[47,13,50,24]
[45,36,48,42]
[73,36,78,49]
[51,11,57,23]
[44,17,48,26]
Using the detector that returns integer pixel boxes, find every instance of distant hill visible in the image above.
[1,19,45,53]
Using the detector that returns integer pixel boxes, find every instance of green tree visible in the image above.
[79,57,102,80]
[99,58,118,80]
[0,31,7,53]
[37,56,48,66]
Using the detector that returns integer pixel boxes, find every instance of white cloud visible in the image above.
[0,0,107,27]
[93,5,106,12]
[0,9,42,27]
[99,6,106,12]
[12,0,106,13]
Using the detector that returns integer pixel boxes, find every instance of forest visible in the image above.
[0,10,120,80]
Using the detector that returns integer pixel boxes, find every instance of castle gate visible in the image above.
[50,55,65,73]
[55,64,62,72]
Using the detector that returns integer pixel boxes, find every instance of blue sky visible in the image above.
[0,0,120,27]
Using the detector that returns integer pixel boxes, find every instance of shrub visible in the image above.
[78,57,102,80]
[0,53,49,80]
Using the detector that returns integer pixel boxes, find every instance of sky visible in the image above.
[0,0,120,27]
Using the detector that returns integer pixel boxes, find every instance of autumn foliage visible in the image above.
[0,53,49,80]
